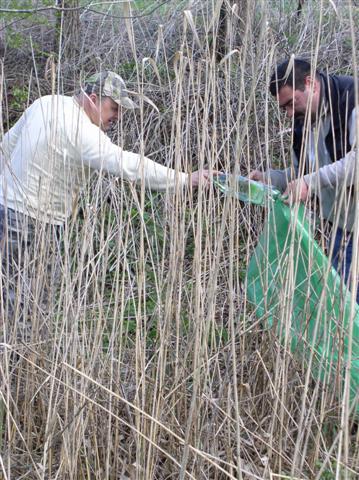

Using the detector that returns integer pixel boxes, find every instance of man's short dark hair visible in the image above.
[269,58,319,96]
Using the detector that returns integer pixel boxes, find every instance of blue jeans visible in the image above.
[331,227,359,304]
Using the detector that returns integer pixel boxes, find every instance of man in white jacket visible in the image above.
[0,71,211,325]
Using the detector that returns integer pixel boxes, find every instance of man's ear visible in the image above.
[304,76,318,92]
[88,92,98,104]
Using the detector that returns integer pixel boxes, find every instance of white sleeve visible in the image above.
[0,113,26,173]
[304,150,357,192]
[70,120,188,191]
[349,106,357,147]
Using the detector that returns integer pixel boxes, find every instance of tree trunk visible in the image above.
[216,0,248,62]
[55,0,80,66]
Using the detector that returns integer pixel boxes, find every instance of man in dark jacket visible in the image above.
[250,58,358,299]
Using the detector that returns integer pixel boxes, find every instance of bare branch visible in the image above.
[0,0,171,19]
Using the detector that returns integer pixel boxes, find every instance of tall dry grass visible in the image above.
[0,0,359,478]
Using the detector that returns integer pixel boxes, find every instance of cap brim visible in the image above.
[115,96,138,109]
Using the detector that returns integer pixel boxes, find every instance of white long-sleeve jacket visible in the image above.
[0,95,187,225]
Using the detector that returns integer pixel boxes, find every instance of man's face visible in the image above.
[277,78,320,121]
[90,95,120,131]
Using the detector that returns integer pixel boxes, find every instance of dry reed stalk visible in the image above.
[0,1,358,479]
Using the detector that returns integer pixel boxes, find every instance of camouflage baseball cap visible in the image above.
[85,71,137,109]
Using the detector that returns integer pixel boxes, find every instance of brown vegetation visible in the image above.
[0,1,358,479]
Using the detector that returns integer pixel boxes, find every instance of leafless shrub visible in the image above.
[0,1,358,479]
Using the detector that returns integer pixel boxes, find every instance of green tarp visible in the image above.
[246,197,359,412]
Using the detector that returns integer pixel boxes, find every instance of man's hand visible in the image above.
[283,178,309,203]
[249,170,267,183]
[190,170,220,187]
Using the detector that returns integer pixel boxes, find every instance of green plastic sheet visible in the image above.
[246,197,359,413]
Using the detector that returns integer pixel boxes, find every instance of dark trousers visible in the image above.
[0,206,63,341]
[331,227,359,304]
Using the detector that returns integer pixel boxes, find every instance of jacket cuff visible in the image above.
[303,172,318,196]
